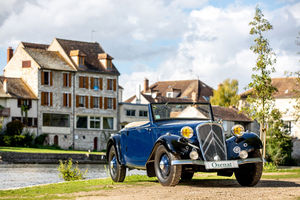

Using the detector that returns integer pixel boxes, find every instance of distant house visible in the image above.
[0,77,38,133]
[239,77,300,138]
[3,38,120,151]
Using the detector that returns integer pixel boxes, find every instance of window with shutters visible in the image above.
[90,116,101,129]
[41,92,52,106]
[63,93,71,107]
[107,98,113,109]
[42,71,52,86]
[79,96,85,107]
[93,97,99,108]
[79,76,89,89]
[107,79,113,90]
[22,60,31,68]
[92,78,99,90]
[63,73,72,87]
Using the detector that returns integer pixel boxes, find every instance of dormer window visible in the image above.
[98,53,113,71]
[70,50,86,66]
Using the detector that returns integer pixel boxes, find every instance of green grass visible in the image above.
[1,169,300,200]
[0,147,105,155]
[0,175,156,200]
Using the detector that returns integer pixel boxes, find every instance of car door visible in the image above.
[124,123,154,167]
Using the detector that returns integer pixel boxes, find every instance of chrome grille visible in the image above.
[196,123,227,161]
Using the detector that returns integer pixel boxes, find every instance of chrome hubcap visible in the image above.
[159,154,170,178]
[110,156,117,176]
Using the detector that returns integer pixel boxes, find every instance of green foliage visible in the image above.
[263,162,278,172]
[6,120,24,136]
[210,79,240,107]
[58,159,87,181]
[266,109,295,165]
[34,133,48,146]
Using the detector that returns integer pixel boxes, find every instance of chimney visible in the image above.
[144,78,149,92]
[3,78,7,93]
[7,47,13,63]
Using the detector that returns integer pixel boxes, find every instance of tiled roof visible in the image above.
[124,95,136,103]
[56,38,120,75]
[24,48,76,71]
[212,106,252,122]
[148,80,213,102]
[240,77,300,99]
[21,42,49,50]
[0,77,37,99]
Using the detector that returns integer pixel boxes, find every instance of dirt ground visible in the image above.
[75,177,300,200]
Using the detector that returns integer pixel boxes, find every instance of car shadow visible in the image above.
[178,179,300,188]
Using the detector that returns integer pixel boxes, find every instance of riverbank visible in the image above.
[0,151,106,164]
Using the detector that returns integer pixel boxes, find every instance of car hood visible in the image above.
[155,120,209,131]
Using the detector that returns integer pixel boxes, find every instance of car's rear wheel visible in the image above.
[234,150,263,186]
[181,171,194,181]
[108,145,126,182]
[154,145,182,186]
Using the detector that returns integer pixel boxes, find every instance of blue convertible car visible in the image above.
[107,102,263,186]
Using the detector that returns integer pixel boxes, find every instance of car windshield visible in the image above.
[151,103,213,121]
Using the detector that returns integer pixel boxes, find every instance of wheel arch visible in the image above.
[106,134,124,165]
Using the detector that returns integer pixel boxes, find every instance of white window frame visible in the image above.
[89,116,101,129]
[107,98,113,109]
[79,96,85,107]
[93,96,99,108]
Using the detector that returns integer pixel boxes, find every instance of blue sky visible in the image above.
[0,0,299,100]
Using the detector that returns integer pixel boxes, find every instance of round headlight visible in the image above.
[231,124,245,137]
[181,126,194,139]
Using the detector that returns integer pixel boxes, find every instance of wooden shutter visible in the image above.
[107,79,110,90]
[113,98,116,110]
[113,79,116,91]
[79,76,83,88]
[41,92,45,105]
[68,94,71,107]
[99,78,103,90]
[85,77,89,89]
[69,73,72,87]
[50,92,53,106]
[99,97,103,109]
[76,95,79,107]
[63,74,67,87]
[63,93,67,107]
[50,72,53,86]
[90,96,94,108]
[104,97,108,109]
[41,71,45,85]
[90,77,94,89]
[85,96,88,108]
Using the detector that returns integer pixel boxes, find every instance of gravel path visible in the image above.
[75,178,300,200]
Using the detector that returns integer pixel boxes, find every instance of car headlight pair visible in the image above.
[231,124,245,137]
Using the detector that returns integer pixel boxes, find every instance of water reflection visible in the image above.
[0,164,146,190]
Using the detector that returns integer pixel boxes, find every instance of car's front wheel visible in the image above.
[154,145,182,186]
[108,145,126,182]
[234,150,263,186]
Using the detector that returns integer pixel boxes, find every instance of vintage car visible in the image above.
[107,102,263,186]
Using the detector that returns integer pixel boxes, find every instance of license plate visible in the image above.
[204,160,239,169]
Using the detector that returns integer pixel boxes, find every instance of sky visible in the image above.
[0,0,299,100]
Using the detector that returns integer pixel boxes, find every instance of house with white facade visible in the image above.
[3,38,120,151]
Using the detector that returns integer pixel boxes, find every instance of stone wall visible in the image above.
[0,152,106,164]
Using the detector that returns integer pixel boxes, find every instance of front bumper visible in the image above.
[171,157,263,167]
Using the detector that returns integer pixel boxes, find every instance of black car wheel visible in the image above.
[234,150,263,186]
[108,145,126,182]
[181,171,194,181]
[154,145,182,186]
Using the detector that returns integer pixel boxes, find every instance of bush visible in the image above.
[263,162,278,172]
[266,109,296,166]
[34,134,48,146]
[58,159,87,181]
[6,120,24,136]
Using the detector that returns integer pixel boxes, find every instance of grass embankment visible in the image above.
[0,147,105,155]
[1,168,300,200]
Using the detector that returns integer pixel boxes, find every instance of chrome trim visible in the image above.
[196,123,227,161]
[171,157,263,166]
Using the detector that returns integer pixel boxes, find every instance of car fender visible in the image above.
[226,132,262,159]
[106,134,124,165]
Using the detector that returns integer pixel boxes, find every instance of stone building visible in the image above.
[3,38,120,150]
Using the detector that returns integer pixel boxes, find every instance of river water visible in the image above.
[0,164,146,190]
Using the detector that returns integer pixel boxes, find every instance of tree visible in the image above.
[210,79,240,107]
[246,7,277,158]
